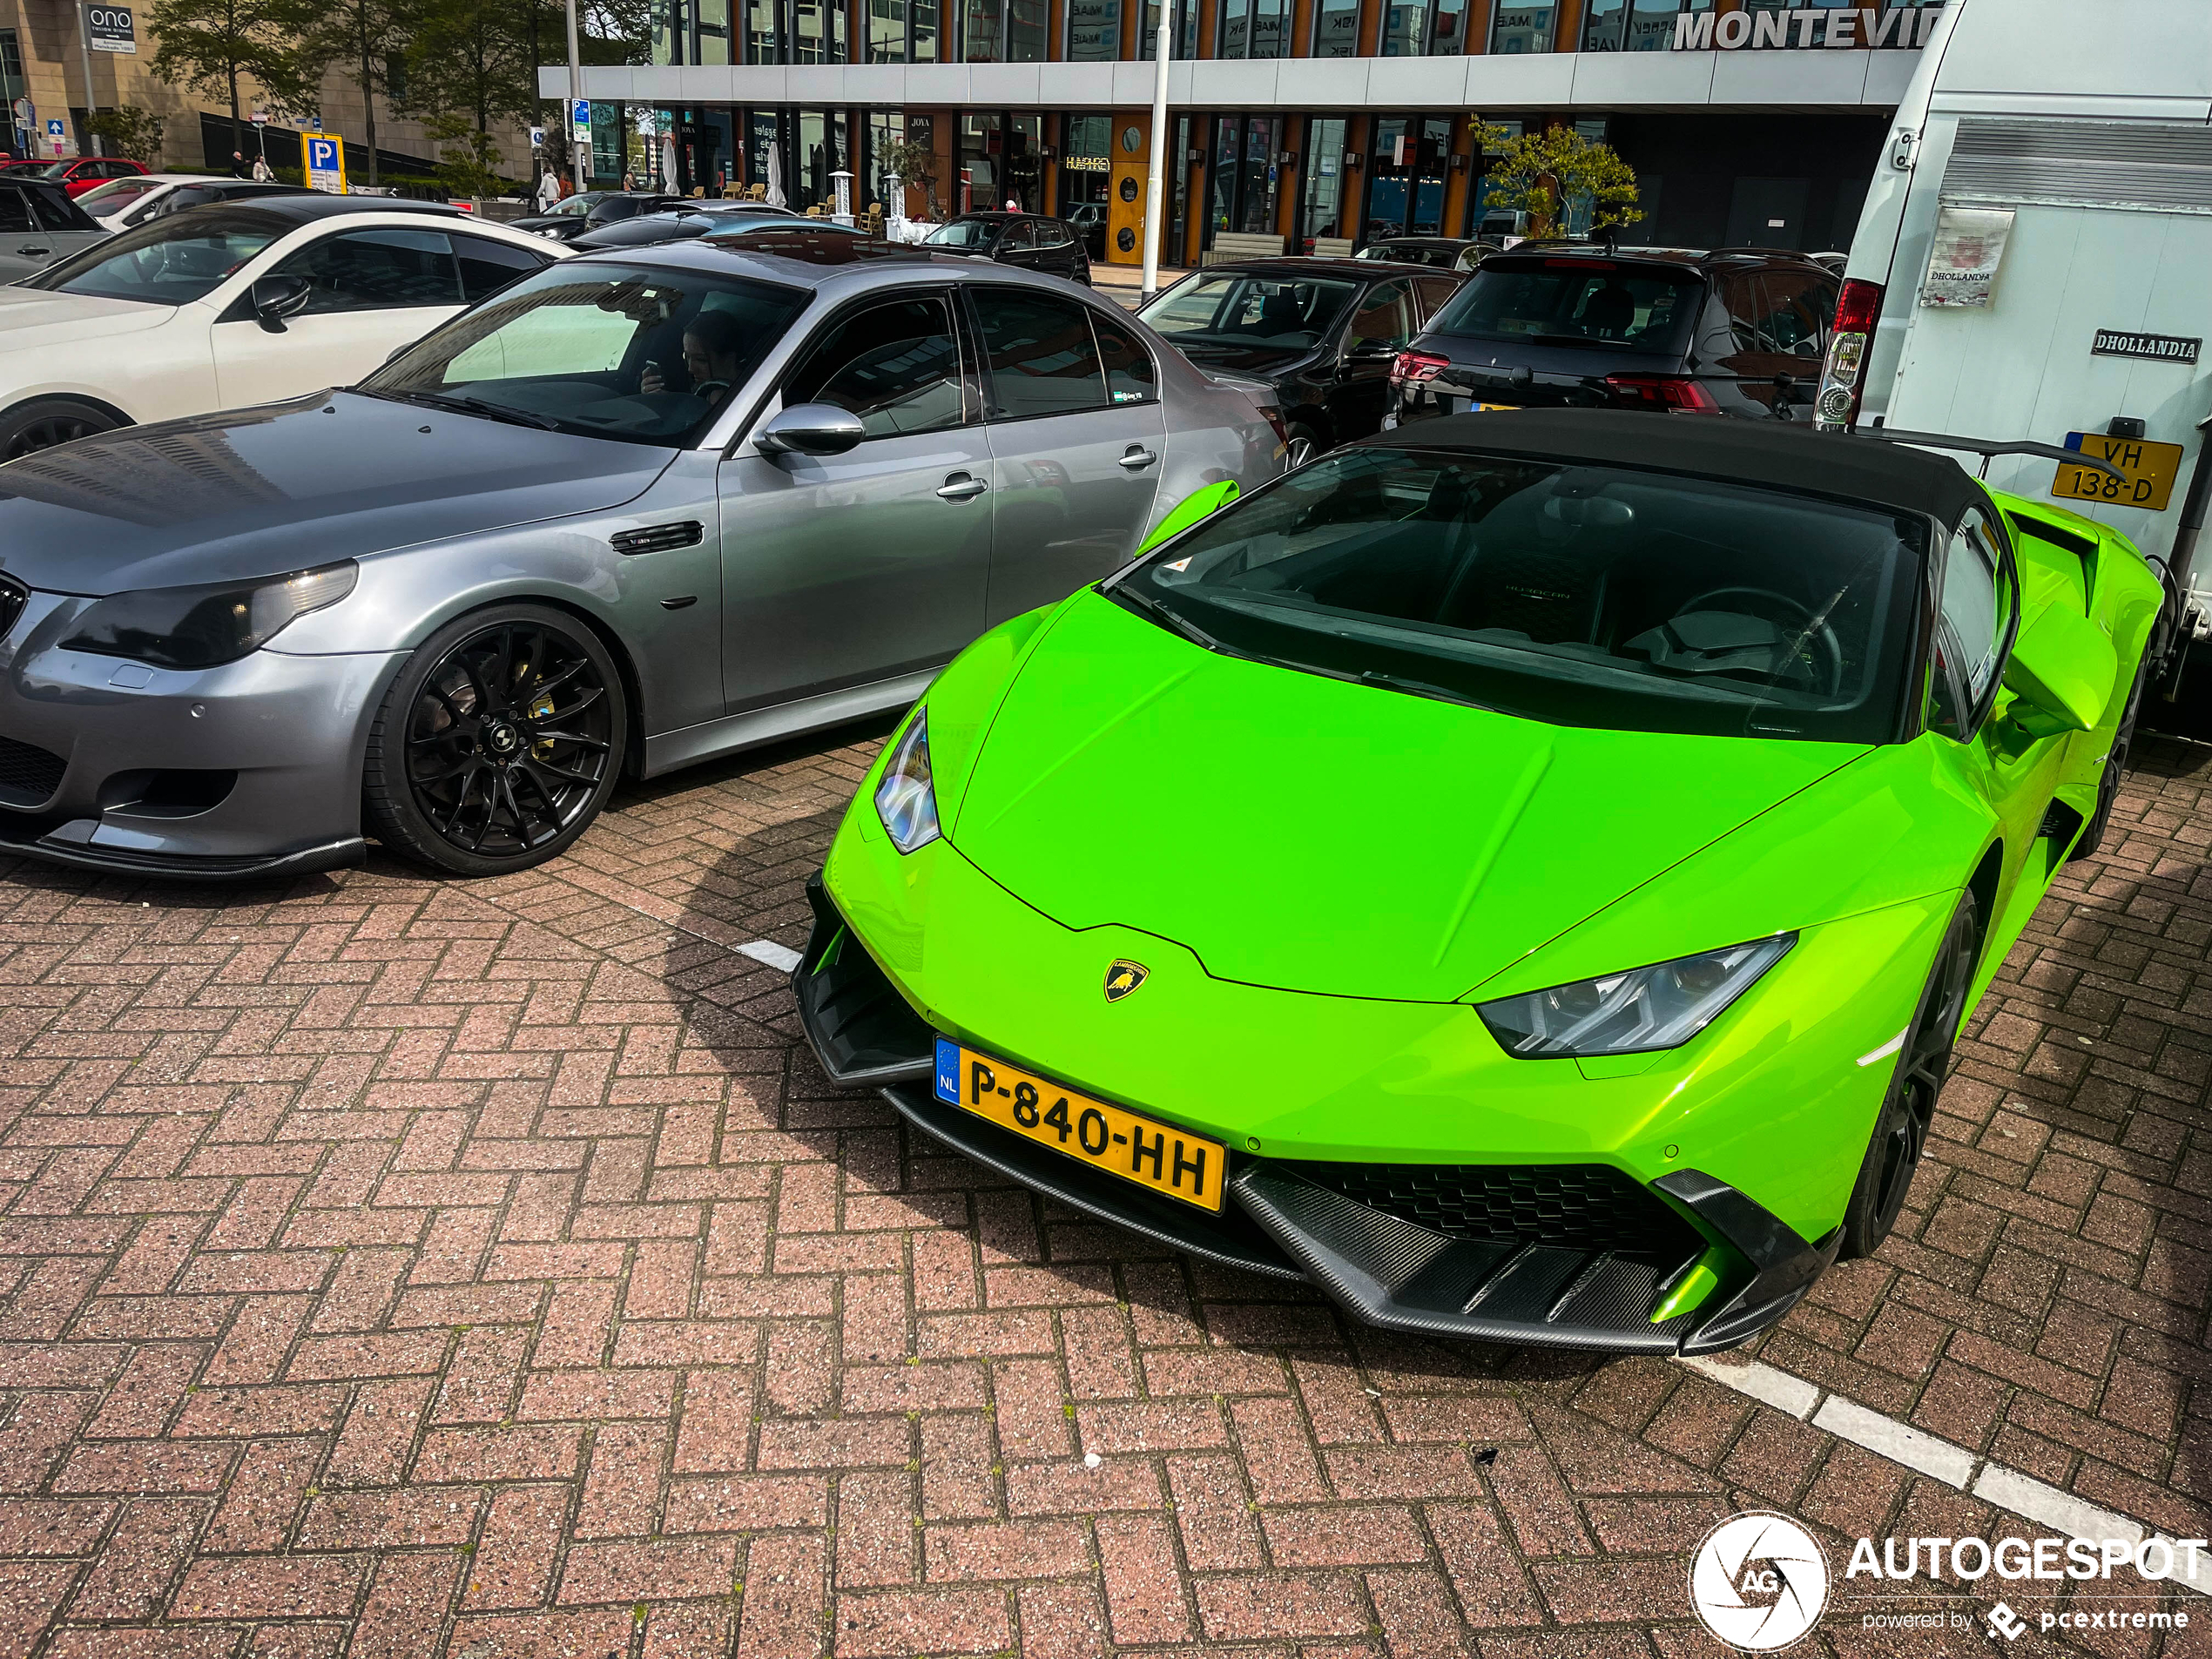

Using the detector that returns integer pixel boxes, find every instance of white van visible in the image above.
[1814,0,2212,639]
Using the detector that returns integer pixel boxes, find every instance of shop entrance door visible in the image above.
[1360,116,1450,245]
[1105,114,1150,264]
[1724,177,1811,250]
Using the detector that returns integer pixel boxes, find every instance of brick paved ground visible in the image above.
[0,718,2206,1658]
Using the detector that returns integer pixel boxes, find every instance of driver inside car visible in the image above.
[638,307,744,398]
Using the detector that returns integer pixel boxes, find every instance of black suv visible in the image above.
[921,213,1090,284]
[1386,244,1839,427]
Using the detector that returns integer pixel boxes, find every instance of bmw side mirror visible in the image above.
[754,402,867,457]
[251,273,313,334]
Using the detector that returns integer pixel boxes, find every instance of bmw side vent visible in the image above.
[611,522,705,556]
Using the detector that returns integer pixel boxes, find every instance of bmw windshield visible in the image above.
[362,260,806,446]
[19,206,287,305]
[1112,446,1924,743]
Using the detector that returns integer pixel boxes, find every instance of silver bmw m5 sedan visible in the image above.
[0,233,1281,878]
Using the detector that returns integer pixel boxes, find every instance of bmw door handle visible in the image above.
[1118,447,1159,471]
[15,246,46,257]
[937,472,988,502]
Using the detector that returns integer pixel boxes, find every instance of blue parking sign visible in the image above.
[301,133,346,193]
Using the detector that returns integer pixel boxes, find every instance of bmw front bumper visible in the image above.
[0,588,400,879]
[795,870,1842,1356]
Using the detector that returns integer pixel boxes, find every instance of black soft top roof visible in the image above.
[1362,408,1984,526]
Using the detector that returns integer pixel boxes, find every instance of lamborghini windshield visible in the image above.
[1113,446,1925,743]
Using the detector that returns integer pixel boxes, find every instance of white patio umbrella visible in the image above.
[763,141,787,208]
[659,134,678,192]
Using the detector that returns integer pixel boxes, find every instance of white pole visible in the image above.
[565,0,585,192]
[1139,0,1171,300]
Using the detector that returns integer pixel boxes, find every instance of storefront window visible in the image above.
[867,111,904,206]
[1311,0,1358,55]
[914,0,938,58]
[653,0,679,62]
[1363,115,1449,239]
[696,0,731,60]
[1218,0,1248,55]
[1251,0,1285,55]
[869,0,905,58]
[791,0,826,60]
[1142,0,1197,57]
[1432,0,1467,51]
[1299,116,1346,246]
[745,0,777,60]
[961,111,999,209]
[1008,0,1047,58]
[1061,115,1111,253]
[1487,0,1554,51]
[747,110,777,190]
[1068,0,1118,58]
[1007,114,1042,207]
[1585,0,1703,50]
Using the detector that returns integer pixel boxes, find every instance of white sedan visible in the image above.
[75,172,308,228]
[0,195,559,458]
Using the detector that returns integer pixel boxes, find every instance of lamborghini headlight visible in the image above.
[61,561,358,670]
[1477,934,1796,1059]
[873,707,941,853]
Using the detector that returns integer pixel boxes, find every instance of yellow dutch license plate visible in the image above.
[2054,432,2185,512]
[933,1037,1225,1212]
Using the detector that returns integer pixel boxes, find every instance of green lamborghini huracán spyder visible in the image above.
[796,410,2165,1355]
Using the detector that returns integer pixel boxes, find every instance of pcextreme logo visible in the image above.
[1690,1513,1831,1651]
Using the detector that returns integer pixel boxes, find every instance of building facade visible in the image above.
[544,0,1943,266]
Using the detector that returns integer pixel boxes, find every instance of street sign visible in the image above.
[301,132,346,193]
[84,4,136,52]
[310,115,322,132]
[529,125,544,147]
[12,98,31,122]
[251,111,268,125]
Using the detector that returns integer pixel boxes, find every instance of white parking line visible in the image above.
[738,939,803,972]
[1675,1354,2206,1595]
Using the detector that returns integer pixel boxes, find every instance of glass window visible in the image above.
[454,234,550,302]
[1431,260,1703,354]
[1629,0,1701,49]
[1138,272,1360,354]
[869,0,906,57]
[1238,116,1278,235]
[1380,0,1427,54]
[1008,0,1046,57]
[963,0,1001,57]
[1092,309,1155,403]
[1218,0,1249,55]
[1300,117,1347,245]
[1001,219,1035,250]
[1431,0,1467,51]
[914,0,938,57]
[1114,448,1924,744]
[22,207,286,306]
[1581,0,1625,47]
[367,262,807,447]
[1487,0,1554,51]
[1935,508,2007,725]
[1312,0,1357,53]
[974,288,1109,419]
[1346,280,1415,350]
[1067,0,1118,57]
[1414,275,1460,318]
[746,0,778,59]
[0,186,31,233]
[1251,0,1285,57]
[785,296,965,437]
[273,227,460,315]
[923,217,998,248]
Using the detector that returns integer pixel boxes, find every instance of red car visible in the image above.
[7,157,149,197]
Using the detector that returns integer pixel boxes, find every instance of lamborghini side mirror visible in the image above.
[2002,599,2116,735]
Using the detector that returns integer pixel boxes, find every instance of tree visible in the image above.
[1477,123,1641,241]
[148,0,314,164]
[875,136,940,219]
[82,106,165,165]
[293,0,416,186]
[427,111,508,199]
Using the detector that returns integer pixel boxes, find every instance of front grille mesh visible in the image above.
[1283,1162,1699,1258]
[0,734,64,807]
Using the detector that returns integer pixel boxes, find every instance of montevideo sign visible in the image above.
[1673,5,1943,51]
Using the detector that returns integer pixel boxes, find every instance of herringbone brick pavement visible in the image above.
[0,718,2204,1657]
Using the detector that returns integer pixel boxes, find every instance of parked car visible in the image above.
[77,173,309,229]
[1139,257,1467,467]
[13,156,149,197]
[567,202,826,252]
[0,195,558,459]
[0,237,1278,879]
[792,408,2163,1353]
[1387,245,1839,427]
[511,190,688,241]
[0,175,108,285]
[1355,235,1497,273]
[1066,201,1108,260]
[922,213,1090,285]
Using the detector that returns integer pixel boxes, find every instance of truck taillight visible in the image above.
[1603,373,1721,414]
[1391,350,1451,386]
[1815,277,1884,431]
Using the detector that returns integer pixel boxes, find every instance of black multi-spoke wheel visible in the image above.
[364,604,627,876]
[1283,422,1323,470]
[1839,891,1979,1259]
[0,398,119,462]
[2069,658,2148,863]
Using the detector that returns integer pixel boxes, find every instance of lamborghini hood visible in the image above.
[947,593,1871,1003]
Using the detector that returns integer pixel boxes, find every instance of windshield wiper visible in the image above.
[1356,668,1494,711]
[1109,585,1224,653]
[401,390,565,431]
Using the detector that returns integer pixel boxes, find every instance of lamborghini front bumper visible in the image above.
[795,869,1843,1355]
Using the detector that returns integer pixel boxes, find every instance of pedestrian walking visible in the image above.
[230,151,252,179]
[537,168,562,212]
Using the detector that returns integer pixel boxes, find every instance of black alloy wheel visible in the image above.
[0,398,119,462]
[365,604,626,876]
[1838,890,1979,1259]
[1284,421,1323,470]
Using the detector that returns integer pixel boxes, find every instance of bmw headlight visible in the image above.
[874,707,941,853]
[61,561,358,670]
[1477,934,1796,1059]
